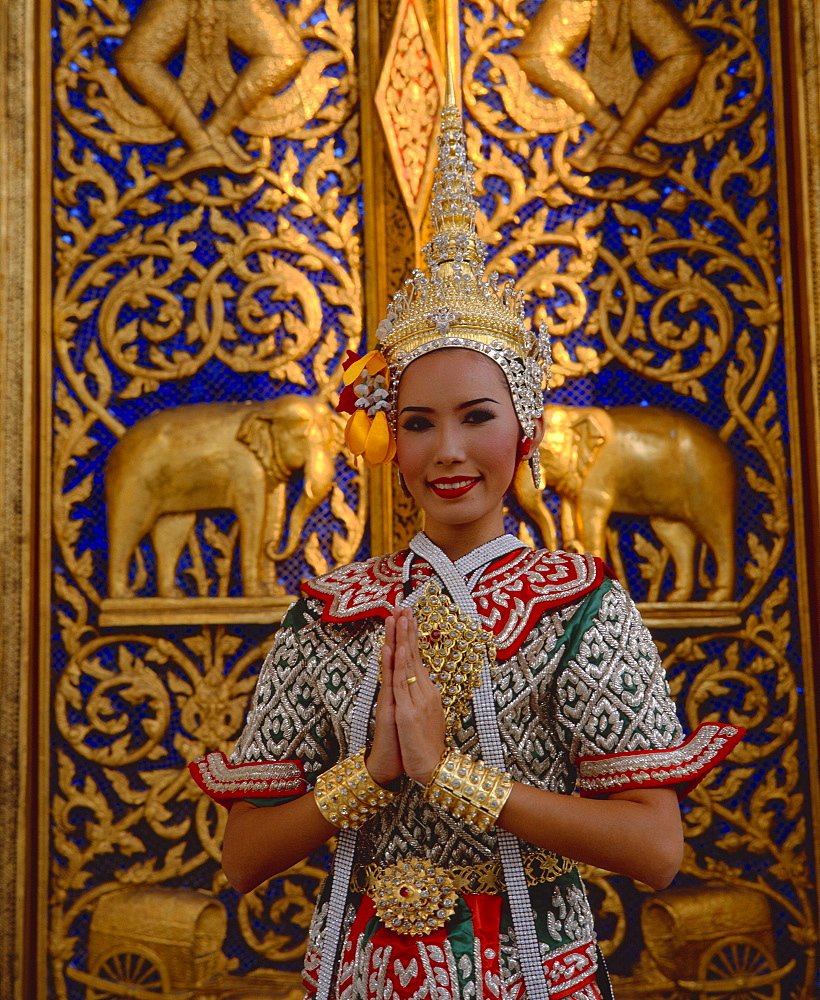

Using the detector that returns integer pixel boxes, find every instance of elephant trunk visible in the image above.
[267,439,336,562]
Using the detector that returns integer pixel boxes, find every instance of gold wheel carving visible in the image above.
[88,944,169,1000]
[688,936,783,1000]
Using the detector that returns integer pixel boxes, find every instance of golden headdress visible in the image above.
[337,59,551,483]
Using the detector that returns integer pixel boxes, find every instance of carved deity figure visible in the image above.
[515,0,704,176]
[116,0,305,180]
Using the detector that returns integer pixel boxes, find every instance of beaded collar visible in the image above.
[301,541,610,660]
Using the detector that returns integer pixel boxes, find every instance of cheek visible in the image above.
[395,433,424,477]
[485,423,521,476]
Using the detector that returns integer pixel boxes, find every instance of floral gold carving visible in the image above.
[375,0,445,232]
[41,1,818,999]
[49,0,362,993]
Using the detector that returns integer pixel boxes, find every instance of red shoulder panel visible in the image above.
[302,548,611,659]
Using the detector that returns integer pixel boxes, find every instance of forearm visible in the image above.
[222,794,336,894]
[497,783,683,890]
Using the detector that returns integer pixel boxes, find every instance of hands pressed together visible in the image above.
[366,607,447,788]
[224,606,685,895]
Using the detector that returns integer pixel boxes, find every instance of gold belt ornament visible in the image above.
[350,851,576,912]
[370,858,458,936]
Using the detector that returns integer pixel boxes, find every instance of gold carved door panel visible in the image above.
[34,0,818,998]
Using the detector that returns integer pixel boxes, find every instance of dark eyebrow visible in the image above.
[399,397,500,416]
[458,397,499,409]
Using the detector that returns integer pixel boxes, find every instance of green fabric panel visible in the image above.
[550,576,615,660]
[448,896,480,994]
[240,793,303,808]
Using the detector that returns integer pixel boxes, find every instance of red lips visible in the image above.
[426,476,482,499]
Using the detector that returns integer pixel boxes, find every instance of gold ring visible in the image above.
[406,676,418,685]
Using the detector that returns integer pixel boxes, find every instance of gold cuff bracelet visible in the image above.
[424,749,513,832]
[314,749,398,830]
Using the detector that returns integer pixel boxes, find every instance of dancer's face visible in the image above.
[396,349,542,556]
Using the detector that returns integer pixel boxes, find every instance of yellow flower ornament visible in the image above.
[336,350,397,466]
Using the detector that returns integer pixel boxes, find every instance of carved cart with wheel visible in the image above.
[69,885,304,1000]
[69,886,228,1000]
[636,884,796,999]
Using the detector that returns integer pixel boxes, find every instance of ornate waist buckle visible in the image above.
[353,850,577,935]
[370,858,458,936]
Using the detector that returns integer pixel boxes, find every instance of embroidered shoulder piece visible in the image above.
[188,751,306,808]
[302,547,610,660]
[577,723,745,800]
[301,550,409,621]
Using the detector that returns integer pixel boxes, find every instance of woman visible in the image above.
[189,82,743,1000]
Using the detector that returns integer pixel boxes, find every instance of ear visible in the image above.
[572,413,608,472]
[237,412,275,480]
[520,414,545,460]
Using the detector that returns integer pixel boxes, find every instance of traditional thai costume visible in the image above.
[192,537,741,1000]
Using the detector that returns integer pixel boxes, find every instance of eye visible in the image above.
[400,415,434,432]
[464,407,496,424]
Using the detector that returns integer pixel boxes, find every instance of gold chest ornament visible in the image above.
[414,578,496,738]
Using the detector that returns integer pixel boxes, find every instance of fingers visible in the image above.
[381,614,395,679]
[369,612,403,786]
[392,609,440,709]
[392,615,414,692]
[392,609,428,689]
[390,607,446,785]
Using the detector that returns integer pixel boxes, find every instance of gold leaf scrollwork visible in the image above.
[61,138,362,397]
[589,205,737,396]
[237,860,330,962]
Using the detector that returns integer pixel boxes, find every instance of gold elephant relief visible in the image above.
[103,395,342,618]
[515,404,737,605]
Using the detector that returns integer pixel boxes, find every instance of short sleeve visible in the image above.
[554,581,742,798]
[188,599,339,806]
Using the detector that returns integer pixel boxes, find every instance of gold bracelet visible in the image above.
[424,749,513,832]
[314,750,398,830]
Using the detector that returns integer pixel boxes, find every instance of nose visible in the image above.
[434,418,466,465]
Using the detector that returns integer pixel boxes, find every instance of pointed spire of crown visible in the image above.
[369,38,552,457]
[424,46,487,272]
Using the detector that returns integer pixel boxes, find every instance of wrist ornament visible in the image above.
[314,749,398,830]
[424,749,513,831]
